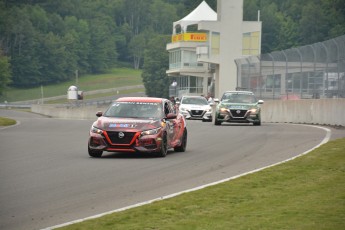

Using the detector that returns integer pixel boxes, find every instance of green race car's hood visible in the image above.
[218,102,259,110]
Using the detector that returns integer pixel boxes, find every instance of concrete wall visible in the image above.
[261,99,345,126]
[32,104,109,120]
[32,99,345,126]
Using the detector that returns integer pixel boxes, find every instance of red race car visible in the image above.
[88,97,187,157]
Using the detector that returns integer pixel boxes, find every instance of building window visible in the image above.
[169,50,181,69]
[211,32,220,55]
[175,75,204,96]
[242,31,260,55]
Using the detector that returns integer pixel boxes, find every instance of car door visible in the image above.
[166,101,183,145]
[163,101,175,145]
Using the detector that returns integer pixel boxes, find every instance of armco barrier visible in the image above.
[32,99,345,126]
[31,104,109,120]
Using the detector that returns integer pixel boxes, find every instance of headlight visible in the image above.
[249,108,259,114]
[91,126,103,135]
[206,108,212,112]
[220,107,228,112]
[180,107,187,111]
[141,127,162,136]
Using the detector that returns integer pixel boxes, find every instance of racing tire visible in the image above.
[157,133,168,157]
[174,128,187,152]
[88,147,103,158]
[214,118,222,126]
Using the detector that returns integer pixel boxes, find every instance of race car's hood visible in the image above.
[219,102,258,110]
[180,104,211,110]
[93,117,161,132]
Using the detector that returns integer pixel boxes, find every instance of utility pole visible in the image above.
[41,85,44,104]
[75,70,79,88]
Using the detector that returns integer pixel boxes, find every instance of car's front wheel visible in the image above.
[88,147,103,158]
[174,128,187,152]
[214,117,222,126]
[157,133,168,157]
[253,120,261,126]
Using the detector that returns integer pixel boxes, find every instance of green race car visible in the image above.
[214,91,264,126]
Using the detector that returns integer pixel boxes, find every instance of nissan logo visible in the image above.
[118,132,125,138]
[236,110,241,114]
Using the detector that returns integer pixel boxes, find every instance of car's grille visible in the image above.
[230,109,247,118]
[191,110,204,116]
[106,131,136,144]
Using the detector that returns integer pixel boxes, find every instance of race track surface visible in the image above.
[0,109,343,230]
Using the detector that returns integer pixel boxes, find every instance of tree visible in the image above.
[142,35,170,98]
[128,33,146,69]
[88,16,118,73]
[149,0,179,34]
[38,32,72,84]
[0,49,12,95]
[299,2,328,45]
[260,2,282,53]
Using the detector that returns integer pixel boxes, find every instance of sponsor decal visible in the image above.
[109,123,138,128]
[172,33,207,42]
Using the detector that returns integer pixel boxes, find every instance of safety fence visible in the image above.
[235,34,345,100]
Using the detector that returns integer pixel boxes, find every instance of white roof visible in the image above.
[173,1,217,34]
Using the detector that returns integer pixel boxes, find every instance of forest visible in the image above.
[0,0,344,97]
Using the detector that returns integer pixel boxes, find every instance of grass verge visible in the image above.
[58,138,345,230]
[0,116,16,126]
[0,68,142,102]
[46,88,145,104]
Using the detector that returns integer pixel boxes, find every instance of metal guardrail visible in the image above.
[235,34,345,99]
[0,103,32,109]
[0,85,145,109]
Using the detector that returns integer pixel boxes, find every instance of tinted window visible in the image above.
[221,93,256,103]
[181,97,208,105]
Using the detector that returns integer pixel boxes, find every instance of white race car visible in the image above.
[178,96,213,122]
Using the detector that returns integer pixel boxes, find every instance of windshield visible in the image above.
[103,102,163,118]
[181,97,208,105]
[221,93,257,103]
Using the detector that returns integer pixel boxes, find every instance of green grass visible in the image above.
[0,116,16,126]
[46,88,145,104]
[59,138,345,230]
[0,68,142,102]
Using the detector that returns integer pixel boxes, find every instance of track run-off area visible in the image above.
[1,109,344,230]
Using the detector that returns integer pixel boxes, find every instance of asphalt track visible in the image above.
[0,109,344,230]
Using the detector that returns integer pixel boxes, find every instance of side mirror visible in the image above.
[166,113,177,119]
[96,111,103,117]
[214,98,220,103]
[258,100,264,104]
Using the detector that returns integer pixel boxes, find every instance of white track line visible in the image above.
[42,124,331,230]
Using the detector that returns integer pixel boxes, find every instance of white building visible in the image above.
[166,0,262,99]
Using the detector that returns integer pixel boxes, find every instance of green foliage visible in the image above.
[0,68,142,102]
[0,0,344,90]
[0,49,12,95]
[0,117,16,126]
[142,35,170,98]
